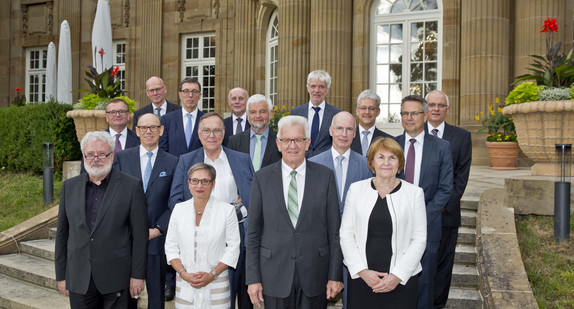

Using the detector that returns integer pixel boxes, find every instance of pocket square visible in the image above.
[159,171,168,177]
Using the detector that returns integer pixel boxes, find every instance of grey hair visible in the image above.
[187,162,216,181]
[277,116,310,139]
[81,131,115,153]
[306,70,332,89]
[401,95,429,113]
[246,94,273,112]
[357,89,381,106]
[425,90,450,107]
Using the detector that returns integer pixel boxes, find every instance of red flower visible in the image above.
[98,48,105,56]
[16,87,22,92]
[110,66,120,77]
[540,18,558,33]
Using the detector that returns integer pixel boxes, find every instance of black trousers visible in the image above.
[69,275,128,309]
[434,226,459,308]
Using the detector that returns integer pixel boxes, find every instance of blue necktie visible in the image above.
[185,113,192,147]
[143,152,153,192]
[311,107,321,147]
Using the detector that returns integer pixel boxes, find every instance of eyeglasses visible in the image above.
[106,110,129,116]
[428,103,448,109]
[332,127,355,135]
[357,106,379,112]
[400,111,425,118]
[200,129,224,137]
[188,178,213,186]
[146,85,165,93]
[136,125,161,132]
[278,138,308,144]
[180,89,201,95]
[84,152,112,161]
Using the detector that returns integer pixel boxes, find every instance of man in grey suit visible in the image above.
[351,90,393,156]
[223,87,251,146]
[132,76,181,130]
[309,111,372,308]
[289,70,342,157]
[55,131,148,309]
[395,95,453,309]
[113,113,179,309]
[246,115,343,309]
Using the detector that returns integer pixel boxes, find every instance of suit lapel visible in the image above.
[396,135,406,179]
[270,163,293,229]
[419,134,434,183]
[316,105,333,143]
[240,131,251,153]
[73,174,90,232]
[146,150,166,191]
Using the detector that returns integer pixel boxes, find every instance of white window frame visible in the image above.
[266,10,279,107]
[181,33,216,112]
[25,47,48,103]
[370,0,442,130]
[112,40,126,91]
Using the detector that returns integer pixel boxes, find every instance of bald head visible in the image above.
[329,111,356,155]
[228,87,249,117]
[145,76,167,107]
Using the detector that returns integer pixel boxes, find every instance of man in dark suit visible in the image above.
[169,112,254,309]
[289,70,342,157]
[246,115,343,309]
[113,113,178,309]
[55,131,148,309]
[395,95,453,309]
[223,87,251,146]
[228,94,281,172]
[132,76,181,131]
[159,77,205,157]
[351,89,393,156]
[105,98,140,152]
[425,90,472,309]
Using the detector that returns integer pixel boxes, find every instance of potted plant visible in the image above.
[502,17,574,175]
[477,98,520,169]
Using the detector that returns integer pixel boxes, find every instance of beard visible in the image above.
[85,160,113,178]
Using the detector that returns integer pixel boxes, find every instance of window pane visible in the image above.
[389,63,402,82]
[425,62,437,81]
[410,63,423,82]
[410,83,423,95]
[377,46,389,64]
[390,24,403,43]
[377,65,390,83]
[377,25,391,44]
[411,43,423,61]
[411,22,425,41]
[390,44,403,62]
[389,84,403,102]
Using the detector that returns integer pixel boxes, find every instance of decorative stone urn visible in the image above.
[66,110,133,143]
[502,100,574,176]
[485,142,520,170]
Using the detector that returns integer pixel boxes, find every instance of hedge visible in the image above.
[0,101,82,174]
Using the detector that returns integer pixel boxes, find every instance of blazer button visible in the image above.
[90,238,94,242]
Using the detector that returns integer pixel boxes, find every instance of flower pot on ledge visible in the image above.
[66,110,133,143]
[485,141,520,170]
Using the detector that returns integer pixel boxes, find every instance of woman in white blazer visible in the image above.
[165,163,240,309]
[340,137,426,308]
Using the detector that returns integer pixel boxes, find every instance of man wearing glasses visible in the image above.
[132,76,181,131]
[159,77,205,157]
[113,113,179,309]
[395,95,453,309]
[351,90,393,156]
[169,112,254,308]
[105,98,140,152]
[55,131,148,309]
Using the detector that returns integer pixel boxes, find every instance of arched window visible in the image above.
[266,10,279,106]
[371,0,441,123]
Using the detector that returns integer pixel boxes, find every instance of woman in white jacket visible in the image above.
[165,163,240,308]
[340,137,426,308]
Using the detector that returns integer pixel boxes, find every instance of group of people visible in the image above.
[54,69,472,309]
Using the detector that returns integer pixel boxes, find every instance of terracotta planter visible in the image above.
[66,110,133,143]
[485,142,520,170]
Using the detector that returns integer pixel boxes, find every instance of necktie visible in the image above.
[114,133,122,153]
[155,107,161,117]
[287,170,299,227]
[431,128,439,137]
[405,138,416,184]
[252,134,263,171]
[236,118,243,134]
[185,113,192,147]
[143,152,153,192]
[361,130,371,156]
[335,155,344,203]
[310,107,321,147]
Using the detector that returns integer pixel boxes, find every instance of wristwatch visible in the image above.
[210,270,218,280]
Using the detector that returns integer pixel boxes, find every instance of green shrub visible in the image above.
[505,82,544,105]
[73,94,136,113]
[0,101,81,174]
[538,87,573,101]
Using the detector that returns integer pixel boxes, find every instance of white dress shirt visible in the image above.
[108,127,128,150]
[204,150,239,204]
[181,108,199,134]
[139,145,158,179]
[358,124,376,146]
[153,100,167,117]
[281,160,306,211]
[427,121,445,139]
[331,147,351,192]
[403,131,425,186]
[306,101,326,130]
[232,113,248,134]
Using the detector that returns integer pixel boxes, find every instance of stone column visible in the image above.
[139,0,163,84]
[277,0,310,109]
[459,0,511,124]
[233,0,257,93]
[309,0,353,111]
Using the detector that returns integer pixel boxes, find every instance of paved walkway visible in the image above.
[463,166,531,201]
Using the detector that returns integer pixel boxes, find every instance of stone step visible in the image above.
[49,227,57,240]
[460,197,479,210]
[0,253,57,289]
[451,263,479,287]
[0,274,70,309]
[455,243,477,265]
[457,226,477,245]
[461,209,477,227]
[444,286,482,309]
[20,239,55,261]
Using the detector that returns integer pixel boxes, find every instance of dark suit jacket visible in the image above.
[105,128,141,150]
[289,103,342,157]
[169,146,254,210]
[54,169,148,294]
[159,109,205,157]
[246,161,343,298]
[396,133,453,242]
[113,147,178,255]
[309,149,373,214]
[132,101,181,130]
[223,116,251,146]
[351,126,394,156]
[427,123,472,227]
[226,128,281,169]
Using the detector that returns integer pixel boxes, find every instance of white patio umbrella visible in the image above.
[92,0,113,72]
[45,42,57,101]
[57,20,72,104]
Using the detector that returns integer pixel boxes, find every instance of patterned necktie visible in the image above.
[431,128,439,137]
[236,118,243,134]
[185,113,192,147]
[143,152,153,192]
[287,170,299,227]
[335,155,344,203]
[155,107,161,117]
[252,134,263,171]
[405,138,416,183]
[311,107,321,147]
[361,130,371,156]
[114,133,122,153]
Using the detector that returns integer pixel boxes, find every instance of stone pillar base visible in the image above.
[530,162,574,177]
[504,175,574,215]
[63,161,81,180]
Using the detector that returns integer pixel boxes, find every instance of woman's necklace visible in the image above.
[197,211,203,215]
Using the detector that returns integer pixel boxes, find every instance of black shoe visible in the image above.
[165,285,175,301]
